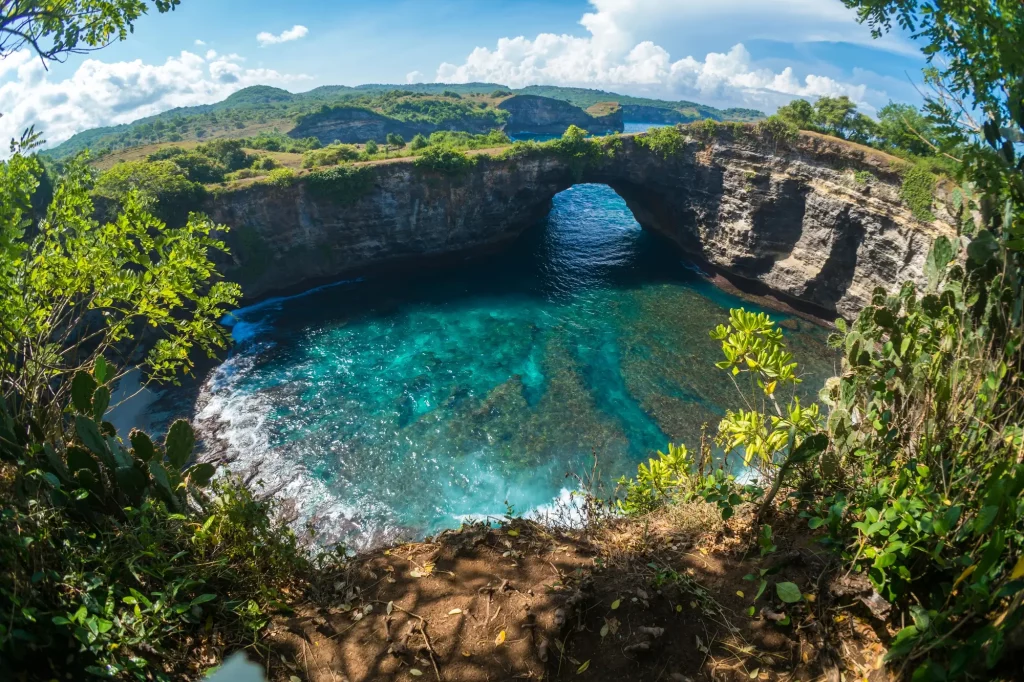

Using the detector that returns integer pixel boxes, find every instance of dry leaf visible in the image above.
[409,669,423,677]
[600,623,609,638]
[448,608,463,615]
[577,660,590,674]
[748,668,759,679]
[495,630,506,645]
[386,601,394,615]
[462,650,471,657]
[290,677,301,682]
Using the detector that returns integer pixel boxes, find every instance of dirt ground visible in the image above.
[256,505,889,682]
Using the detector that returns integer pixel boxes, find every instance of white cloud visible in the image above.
[0,49,311,150]
[257,25,309,47]
[194,39,206,46]
[434,0,907,112]
[205,49,218,60]
[406,70,424,84]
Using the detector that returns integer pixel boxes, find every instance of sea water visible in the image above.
[194,183,836,548]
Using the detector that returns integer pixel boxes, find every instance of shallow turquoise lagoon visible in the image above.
[198,184,836,548]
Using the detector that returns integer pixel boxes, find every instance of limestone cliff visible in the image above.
[499,95,623,135]
[204,128,957,318]
[287,106,500,145]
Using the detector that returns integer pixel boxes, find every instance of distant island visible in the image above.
[44,82,765,160]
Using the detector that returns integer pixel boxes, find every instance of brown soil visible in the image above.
[258,506,889,682]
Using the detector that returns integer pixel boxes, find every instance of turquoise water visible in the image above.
[198,184,836,548]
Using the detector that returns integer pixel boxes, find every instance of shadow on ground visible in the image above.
[258,506,887,682]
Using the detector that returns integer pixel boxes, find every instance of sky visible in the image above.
[0,0,933,150]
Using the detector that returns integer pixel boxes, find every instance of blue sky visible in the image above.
[0,0,932,148]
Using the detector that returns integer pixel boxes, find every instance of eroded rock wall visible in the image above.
[205,130,957,318]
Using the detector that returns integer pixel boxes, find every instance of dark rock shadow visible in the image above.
[805,207,867,313]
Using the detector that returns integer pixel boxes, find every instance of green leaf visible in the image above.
[66,446,100,478]
[75,415,109,460]
[115,465,148,501]
[92,386,110,423]
[129,429,156,463]
[190,594,217,606]
[93,356,108,384]
[775,582,802,603]
[149,461,178,509]
[185,462,216,486]
[165,419,195,470]
[787,433,828,466]
[71,372,97,415]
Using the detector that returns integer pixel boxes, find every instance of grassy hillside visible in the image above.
[44,83,765,161]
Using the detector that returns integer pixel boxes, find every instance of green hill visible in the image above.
[43,83,765,160]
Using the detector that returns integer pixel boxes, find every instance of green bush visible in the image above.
[413,146,476,175]
[93,159,206,226]
[170,150,227,183]
[302,143,361,168]
[305,164,374,202]
[899,163,937,221]
[409,133,429,150]
[261,167,297,187]
[635,125,687,158]
[195,138,253,171]
[0,367,318,679]
[250,155,278,171]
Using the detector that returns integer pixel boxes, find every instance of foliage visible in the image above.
[413,146,476,175]
[169,150,227,183]
[776,99,814,130]
[304,164,374,203]
[302,143,361,168]
[424,129,509,150]
[92,158,205,226]
[753,115,799,151]
[549,125,606,179]
[242,130,321,153]
[898,162,936,222]
[1,153,239,435]
[409,133,429,150]
[635,125,687,158]
[0,1,180,61]
[385,132,405,152]
[261,167,297,187]
[250,155,277,171]
[876,101,939,156]
[0,372,319,679]
[195,138,253,172]
[364,139,379,155]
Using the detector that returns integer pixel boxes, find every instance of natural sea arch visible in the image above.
[208,132,951,323]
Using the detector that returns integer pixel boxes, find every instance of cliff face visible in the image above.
[288,107,497,144]
[499,95,623,135]
[620,105,693,124]
[205,130,956,318]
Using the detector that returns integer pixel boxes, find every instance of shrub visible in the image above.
[899,163,937,221]
[635,125,687,158]
[302,144,360,169]
[195,138,253,171]
[364,139,379,155]
[0,368,316,679]
[413,145,476,174]
[93,159,206,226]
[224,168,267,181]
[170,150,227,183]
[409,133,429,151]
[146,145,187,161]
[305,164,374,202]
[754,115,799,150]
[250,155,278,171]
[261,167,297,187]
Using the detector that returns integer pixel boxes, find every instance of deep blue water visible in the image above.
[194,183,835,548]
